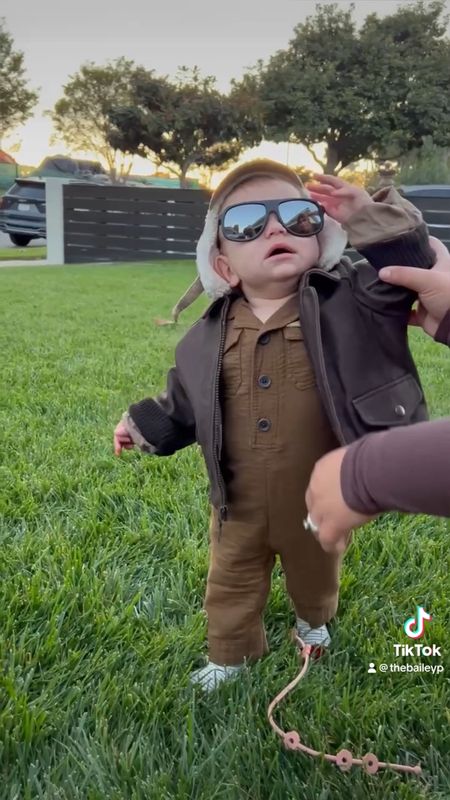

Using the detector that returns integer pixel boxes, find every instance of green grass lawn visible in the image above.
[1,261,449,800]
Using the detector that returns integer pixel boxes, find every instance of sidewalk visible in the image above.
[0,259,50,267]
[0,260,113,268]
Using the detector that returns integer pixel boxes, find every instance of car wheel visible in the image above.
[9,233,32,246]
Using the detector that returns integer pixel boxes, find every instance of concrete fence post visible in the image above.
[46,179,65,264]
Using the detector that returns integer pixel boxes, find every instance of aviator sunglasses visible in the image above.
[218,198,325,242]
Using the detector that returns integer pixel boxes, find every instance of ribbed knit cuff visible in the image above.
[128,398,177,455]
[434,310,450,347]
[356,223,435,270]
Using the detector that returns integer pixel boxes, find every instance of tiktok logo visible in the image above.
[403,606,432,639]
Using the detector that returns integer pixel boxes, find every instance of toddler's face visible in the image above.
[214,177,320,296]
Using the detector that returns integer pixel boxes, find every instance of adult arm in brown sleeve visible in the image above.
[341,418,450,518]
[305,415,450,555]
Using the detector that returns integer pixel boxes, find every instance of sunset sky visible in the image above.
[3,0,448,180]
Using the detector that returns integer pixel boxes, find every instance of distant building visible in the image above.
[29,155,107,179]
[0,150,18,191]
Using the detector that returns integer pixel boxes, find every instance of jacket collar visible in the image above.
[201,261,349,319]
[202,288,241,319]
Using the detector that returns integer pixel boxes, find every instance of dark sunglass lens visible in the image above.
[222,203,266,240]
[279,200,323,235]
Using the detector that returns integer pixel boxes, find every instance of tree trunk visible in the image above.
[304,144,327,173]
[324,143,341,175]
[179,157,195,188]
[118,161,133,184]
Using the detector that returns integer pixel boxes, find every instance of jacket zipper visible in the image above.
[212,298,229,539]
[300,278,347,446]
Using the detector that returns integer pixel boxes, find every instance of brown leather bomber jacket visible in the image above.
[125,189,436,521]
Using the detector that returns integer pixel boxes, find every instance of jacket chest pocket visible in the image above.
[282,324,316,390]
[352,374,424,428]
[221,327,243,398]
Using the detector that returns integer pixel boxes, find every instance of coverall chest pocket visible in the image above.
[221,327,243,397]
[282,324,316,390]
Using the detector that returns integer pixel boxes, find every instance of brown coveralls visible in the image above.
[205,294,343,666]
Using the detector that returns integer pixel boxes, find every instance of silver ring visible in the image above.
[303,513,319,534]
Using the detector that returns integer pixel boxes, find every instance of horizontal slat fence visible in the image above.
[402,194,450,251]
[63,184,211,263]
[62,183,450,265]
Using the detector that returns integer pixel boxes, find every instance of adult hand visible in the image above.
[305,447,377,554]
[379,237,450,337]
[306,174,373,225]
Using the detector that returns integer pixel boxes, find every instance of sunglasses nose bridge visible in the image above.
[264,209,286,236]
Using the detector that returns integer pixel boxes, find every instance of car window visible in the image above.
[9,183,45,200]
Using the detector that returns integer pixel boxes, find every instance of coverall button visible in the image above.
[259,332,270,345]
[394,404,406,417]
[258,374,272,388]
[257,417,271,432]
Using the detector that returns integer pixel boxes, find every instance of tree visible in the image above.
[235,1,450,174]
[108,67,263,187]
[397,137,450,184]
[359,2,450,159]
[0,18,38,143]
[48,58,146,182]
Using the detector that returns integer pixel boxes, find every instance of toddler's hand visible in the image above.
[306,174,373,225]
[114,419,135,456]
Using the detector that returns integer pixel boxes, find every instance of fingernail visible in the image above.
[379,268,391,278]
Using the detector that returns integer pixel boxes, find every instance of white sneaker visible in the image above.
[190,661,243,692]
[296,618,331,658]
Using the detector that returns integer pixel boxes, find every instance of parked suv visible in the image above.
[0,172,116,246]
[399,184,450,197]
[0,179,46,246]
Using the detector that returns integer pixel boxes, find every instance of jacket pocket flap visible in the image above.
[352,374,423,427]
